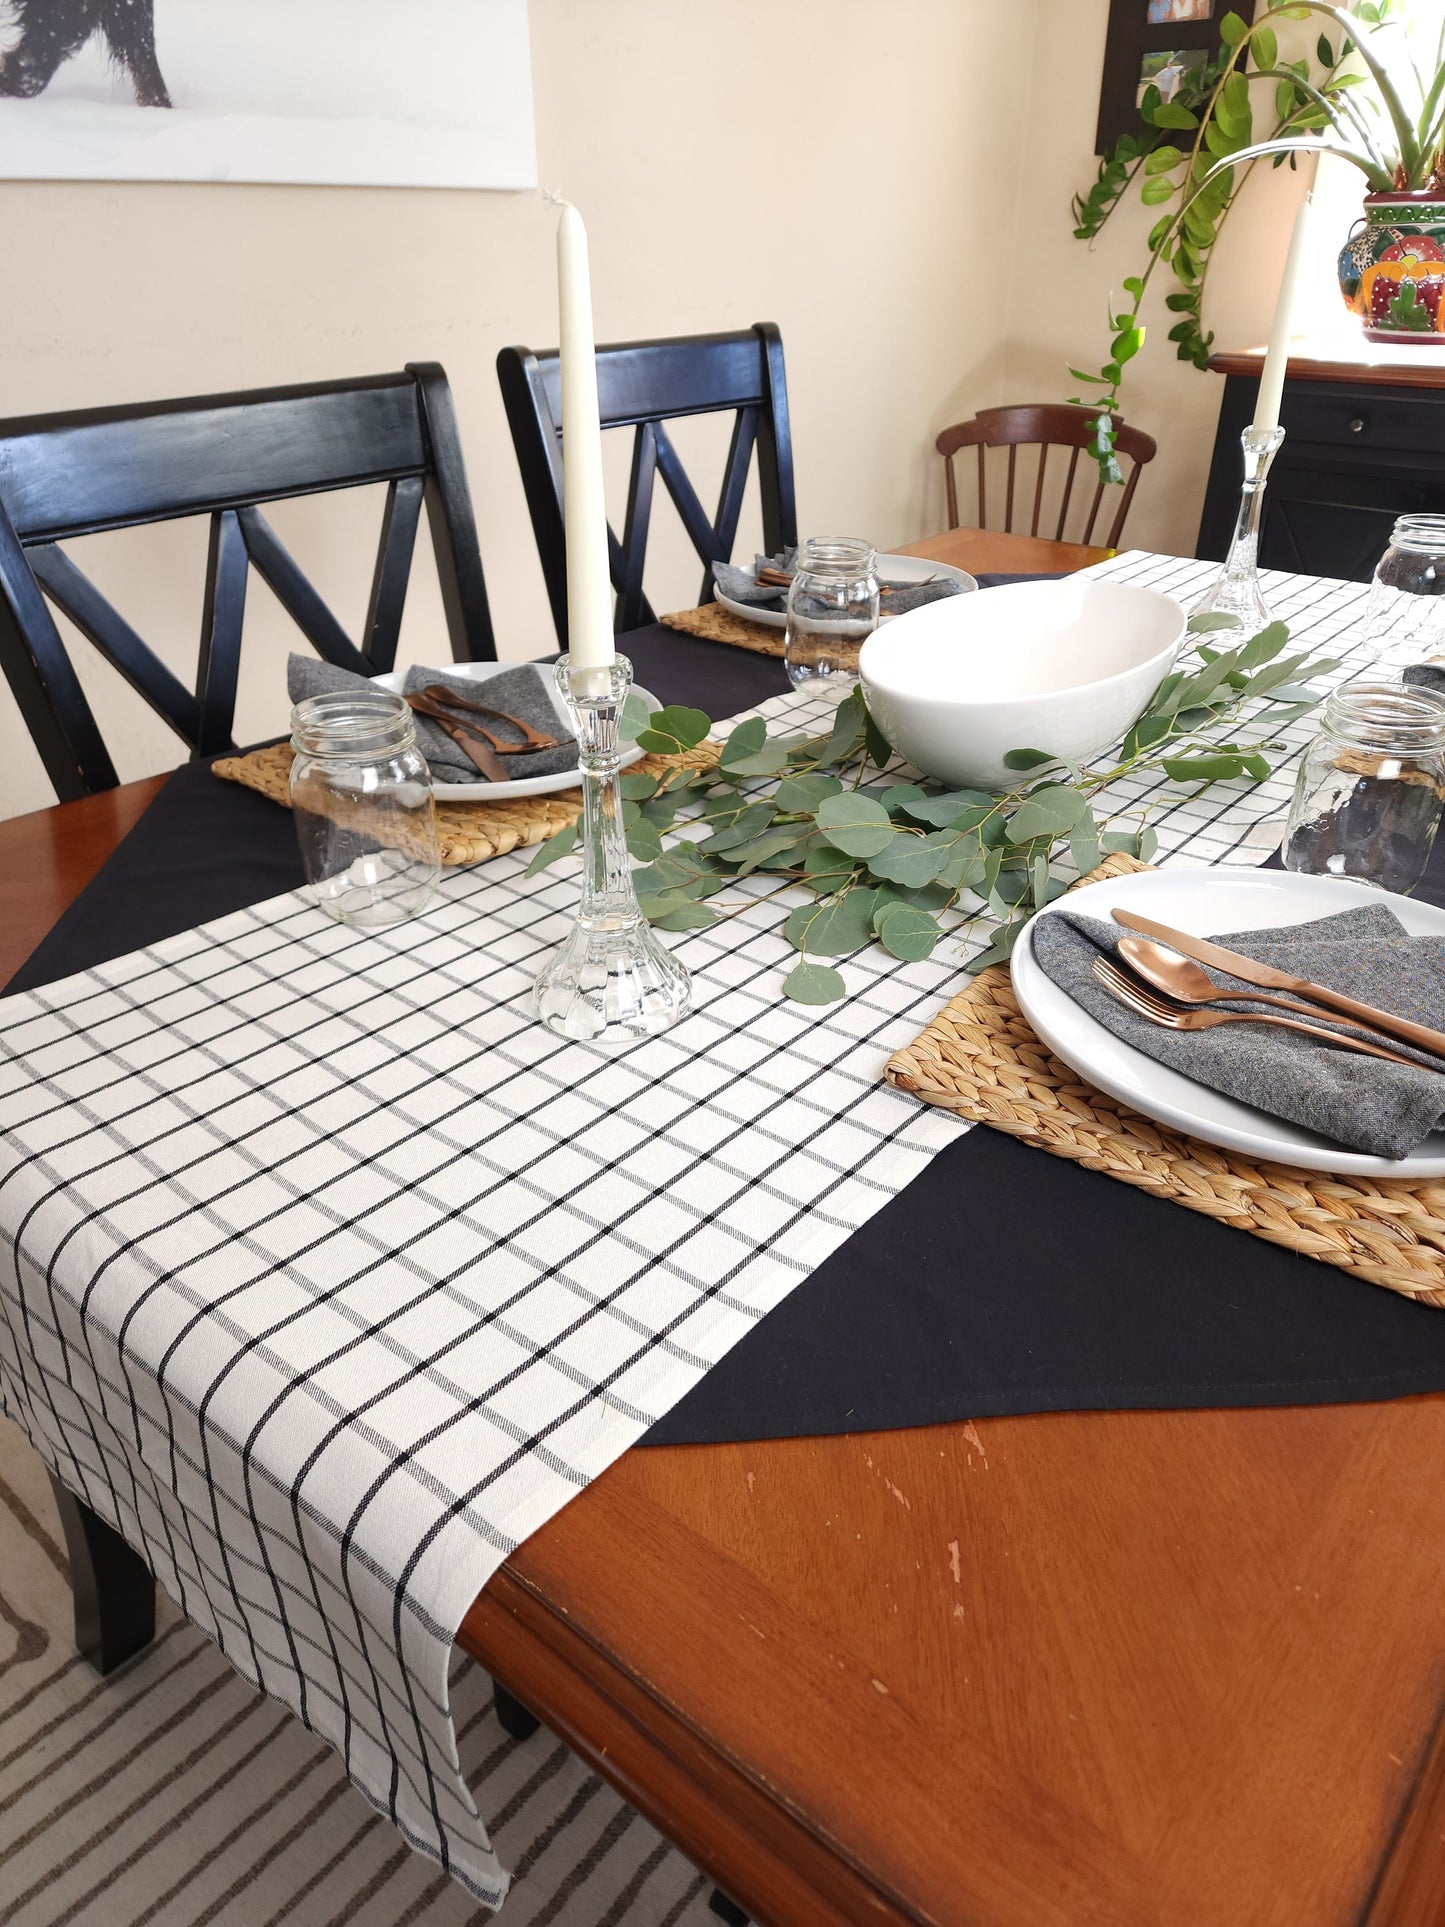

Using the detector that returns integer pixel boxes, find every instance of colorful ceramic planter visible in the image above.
[1338,192,1445,344]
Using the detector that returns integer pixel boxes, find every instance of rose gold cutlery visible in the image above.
[1091,954,1418,1067]
[1111,908,1445,1060]
[1115,936,1419,1052]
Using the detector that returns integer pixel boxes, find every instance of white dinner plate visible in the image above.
[712,553,978,631]
[1009,864,1445,1177]
[370,662,660,802]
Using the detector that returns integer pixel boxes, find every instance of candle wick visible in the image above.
[541,185,566,208]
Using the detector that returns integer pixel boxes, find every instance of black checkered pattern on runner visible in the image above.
[0,554,1373,1902]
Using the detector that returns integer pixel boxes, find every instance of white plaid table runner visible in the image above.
[0,551,1379,1904]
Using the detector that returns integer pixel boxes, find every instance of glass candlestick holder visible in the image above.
[532,653,692,1042]
[1191,424,1285,633]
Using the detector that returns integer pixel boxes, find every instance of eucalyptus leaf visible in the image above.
[783,890,879,957]
[774,771,843,813]
[900,789,995,828]
[525,821,577,874]
[722,744,793,777]
[866,835,949,888]
[967,920,1026,974]
[626,818,665,862]
[636,705,711,754]
[814,792,896,858]
[803,845,862,894]
[719,716,767,765]
[1006,783,1088,843]
[648,898,722,931]
[874,904,943,962]
[783,961,848,1005]
[618,693,651,741]
[732,828,807,876]
[640,791,682,829]
[619,771,661,801]
[1001,747,1058,771]
[698,801,776,853]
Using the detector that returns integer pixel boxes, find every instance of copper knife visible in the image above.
[1111,908,1445,1060]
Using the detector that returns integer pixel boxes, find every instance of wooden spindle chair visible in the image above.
[0,364,494,802]
[935,404,1157,551]
[498,324,796,645]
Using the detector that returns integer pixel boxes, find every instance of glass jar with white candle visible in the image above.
[784,538,880,697]
[1360,514,1445,672]
[1282,682,1445,895]
[290,690,440,927]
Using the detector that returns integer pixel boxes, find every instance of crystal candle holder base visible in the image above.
[1191,424,1285,633]
[532,654,692,1043]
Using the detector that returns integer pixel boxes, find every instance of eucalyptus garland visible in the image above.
[527,615,1339,1006]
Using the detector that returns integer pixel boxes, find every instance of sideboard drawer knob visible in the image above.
[1349,417,1366,433]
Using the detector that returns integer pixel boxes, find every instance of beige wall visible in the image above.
[0,0,1038,818]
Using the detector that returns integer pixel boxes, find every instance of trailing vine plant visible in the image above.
[526,616,1339,1005]
[1071,0,1417,482]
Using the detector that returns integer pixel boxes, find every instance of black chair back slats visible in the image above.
[497,324,797,647]
[0,362,495,801]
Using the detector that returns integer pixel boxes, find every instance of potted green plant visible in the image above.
[1072,0,1445,480]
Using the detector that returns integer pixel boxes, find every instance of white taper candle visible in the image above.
[556,202,615,669]
[1253,189,1314,434]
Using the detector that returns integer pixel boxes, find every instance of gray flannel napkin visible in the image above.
[711,549,969,617]
[1029,903,1445,1159]
[286,654,575,784]
[1404,661,1445,694]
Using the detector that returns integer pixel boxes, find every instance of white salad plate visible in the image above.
[712,552,977,630]
[371,661,660,802]
[1009,864,1445,1178]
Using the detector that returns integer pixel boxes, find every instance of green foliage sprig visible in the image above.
[1071,0,1422,482]
[527,616,1340,1006]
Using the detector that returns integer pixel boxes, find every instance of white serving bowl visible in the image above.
[857,576,1187,790]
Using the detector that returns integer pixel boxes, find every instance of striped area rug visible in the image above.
[0,1423,718,1927]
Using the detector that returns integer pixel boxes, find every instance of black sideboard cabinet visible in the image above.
[1197,345,1445,583]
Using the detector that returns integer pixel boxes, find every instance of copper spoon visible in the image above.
[1116,935,1436,1057]
[1092,955,1418,1068]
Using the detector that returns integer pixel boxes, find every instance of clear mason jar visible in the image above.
[289,690,441,927]
[1282,681,1445,895]
[784,537,880,697]
[1361,513,1445,670]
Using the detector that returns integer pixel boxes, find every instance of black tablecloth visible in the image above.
[12,622,1445,1446]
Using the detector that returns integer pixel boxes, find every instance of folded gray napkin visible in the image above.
[1404,661,1445,694]
[286,655,575,785]
[1029,903,1445,1159]
[711,549,969,618]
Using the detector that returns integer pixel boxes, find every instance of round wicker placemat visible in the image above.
[213,739,720,868]
[885,853,1445,1309]
[660,603,786,657]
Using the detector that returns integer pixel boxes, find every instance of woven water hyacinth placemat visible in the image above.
[214,739,719,868]
[885,853,1445,1309]
[660,602,786,657]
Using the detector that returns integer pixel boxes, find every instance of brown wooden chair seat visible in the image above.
[935,403,1157,553]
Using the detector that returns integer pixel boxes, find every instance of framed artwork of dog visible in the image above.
[0,0,536,189]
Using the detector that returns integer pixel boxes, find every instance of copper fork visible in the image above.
[1091,954,1418,1068]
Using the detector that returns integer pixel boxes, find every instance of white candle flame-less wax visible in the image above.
[556,202,615,671]
[1253,189,1314,435]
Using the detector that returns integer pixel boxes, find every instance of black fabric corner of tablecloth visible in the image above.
[14,613,1445,1449]
[6,754,306,999]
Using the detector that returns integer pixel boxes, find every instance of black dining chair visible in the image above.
[497,324,797,646]
[0,363,495,802]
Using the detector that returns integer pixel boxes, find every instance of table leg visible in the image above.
[492,1677,542,1740]
[48,1475,155,1674]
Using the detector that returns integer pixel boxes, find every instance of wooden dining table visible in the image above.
[7,526,1445,1927]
